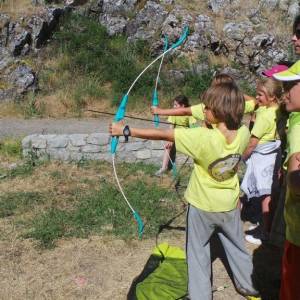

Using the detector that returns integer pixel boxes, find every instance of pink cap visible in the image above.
[262,64,289,77]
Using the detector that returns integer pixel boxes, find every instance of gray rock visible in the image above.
[9,64,37,94]
[151,149,164,158]
[47,135,69,148]
[259,0,279,9]
[28,8,64,48]
[0,48,13,71]
[99,14,127,36]
[151,140,164,150]
[11,31,32,56]
[288,2,300,20]
[186,15,218,51]
[136,149,151,159]
[86,133,110,145]
[208,0,240,13]
[22,134,37,148]
[100,0,137,15]
[124,142,145,151]
[31,136,47,149]
[126,1,168,41]
[160,0,174,4]
[223,22,253,41]
[47,148,70,161]
[81,144,101,153]
[69,134,87,146]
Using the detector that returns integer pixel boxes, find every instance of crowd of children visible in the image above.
[109,16,300,300]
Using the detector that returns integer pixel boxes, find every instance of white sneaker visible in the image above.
[154,168,167,177]
[248,223,259,231]
[245,234,262,245]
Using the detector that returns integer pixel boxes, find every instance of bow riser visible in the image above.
[111,94,128,154]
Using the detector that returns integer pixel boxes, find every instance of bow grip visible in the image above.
[152,90,160,128]
[111,94,129,154]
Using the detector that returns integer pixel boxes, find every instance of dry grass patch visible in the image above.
[0,0,43,19]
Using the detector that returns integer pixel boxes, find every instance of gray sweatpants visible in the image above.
[186,205,259,300]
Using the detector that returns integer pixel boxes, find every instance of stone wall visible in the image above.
[22,133,188,165]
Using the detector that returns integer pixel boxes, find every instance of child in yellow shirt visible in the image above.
[151,73,257,125]
[241,78,282,245]
[109,82,260,300]
[155,94,196,176]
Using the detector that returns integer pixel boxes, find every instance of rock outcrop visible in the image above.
[1,0,299,101]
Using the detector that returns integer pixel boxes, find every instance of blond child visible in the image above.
[241,78,282,245]
[110,82,260,300]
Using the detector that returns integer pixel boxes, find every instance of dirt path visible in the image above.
[0,117,167,139]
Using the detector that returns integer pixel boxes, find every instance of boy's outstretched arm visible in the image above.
[287,152,300,197]
[151,106,192,116]
[109,122,175,142]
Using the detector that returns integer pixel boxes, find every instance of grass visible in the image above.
[0,160,185,248]
[0,138,22,159]
[0,192,44,217]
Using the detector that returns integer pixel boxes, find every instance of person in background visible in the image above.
[155,95,196,176]
[273,60,300,300]
[110,82,261,300]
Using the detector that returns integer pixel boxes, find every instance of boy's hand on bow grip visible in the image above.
[109,121,124,136]
[151,106,161,115]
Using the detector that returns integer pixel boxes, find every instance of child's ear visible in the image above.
[267,94,276,103]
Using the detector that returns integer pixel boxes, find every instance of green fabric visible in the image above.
[136,243,187,300]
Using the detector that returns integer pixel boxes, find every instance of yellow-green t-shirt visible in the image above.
[251,105,278,144]
[191,99,257,122]
[174,125,250,212]
[244,99,256,114]
[284,112,300,246]
[190,103,205,121]
[167,115,197,128]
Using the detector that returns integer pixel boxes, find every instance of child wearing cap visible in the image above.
[273,60,300,300]
[241,77,282,245]
[110,82,261,300]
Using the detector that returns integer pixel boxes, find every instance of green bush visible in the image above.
[181,69,214,99]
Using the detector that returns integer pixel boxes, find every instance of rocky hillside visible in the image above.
[0,0,299,103]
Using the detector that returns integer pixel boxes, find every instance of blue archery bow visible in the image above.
[110,26,189,239]
[152,35,168,128]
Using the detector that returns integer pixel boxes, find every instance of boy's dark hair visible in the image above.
[173,95,190,107]
[293,15,300,34]
[203,82,244,130]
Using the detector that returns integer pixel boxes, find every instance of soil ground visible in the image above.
[0,215,283,300]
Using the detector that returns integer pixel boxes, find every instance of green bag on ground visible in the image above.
[128,243,188,300]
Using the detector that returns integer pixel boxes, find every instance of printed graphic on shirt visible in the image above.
[208,154,241,181]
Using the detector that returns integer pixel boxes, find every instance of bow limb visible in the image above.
[152,35,168,128]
